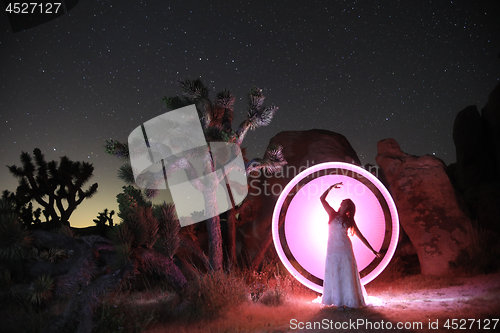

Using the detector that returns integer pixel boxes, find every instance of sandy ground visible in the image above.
[144,271,500,333]
[274,272,500,333]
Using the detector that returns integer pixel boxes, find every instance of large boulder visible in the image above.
[482,82,500,176]
[241,129,361,263]
[376,139,471,275]
[452,105,494,192]
[450,83,500,232]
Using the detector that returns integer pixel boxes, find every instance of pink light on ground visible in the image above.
[272,162,399,293]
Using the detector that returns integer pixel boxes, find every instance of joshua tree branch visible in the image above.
[235,119,251,146]
[245,159,287,176]
[163,155,206,192]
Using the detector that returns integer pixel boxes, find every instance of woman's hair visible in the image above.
[341,199,356,235]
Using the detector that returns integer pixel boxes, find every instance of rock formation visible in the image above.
[482,82,500,176]
[376,139,471,275]
[451,105,494,191]
[241,129,361,267]
[449,82,500,232]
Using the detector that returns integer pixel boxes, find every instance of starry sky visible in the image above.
[1,0,499,228]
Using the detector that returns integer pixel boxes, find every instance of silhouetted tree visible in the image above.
[7,148,98,228]
[106,79,286,271]
[93,208,115,227]
[0,194,33,264]
[2,189,39,227]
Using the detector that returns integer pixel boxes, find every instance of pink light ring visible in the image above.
[271,167,315,292]
[349,164,399,284]
[271,162,399,292]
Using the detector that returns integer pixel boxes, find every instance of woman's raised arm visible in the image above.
[320,183,342,218]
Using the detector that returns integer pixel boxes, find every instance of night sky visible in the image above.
[1,0,499,228]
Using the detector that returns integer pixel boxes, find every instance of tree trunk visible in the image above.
[205,215,223,271]
[203,166,224,271]
[251,227,274,270]
[60,207,74,226]
[227,209,237,268]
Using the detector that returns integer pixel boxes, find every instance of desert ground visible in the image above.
[140,270,500,333]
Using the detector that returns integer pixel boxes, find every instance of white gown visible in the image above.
[322,216,367,307]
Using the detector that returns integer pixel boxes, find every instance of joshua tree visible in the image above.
[7,148,98,228]
[93,208,115,227]
[2,190,42,227]
[105,79,286,271]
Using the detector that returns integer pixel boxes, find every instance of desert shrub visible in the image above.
[0,200,33,262]
[246,260,296,304]
[93,298,156,333]
[0,271,62,333]
[28,275,55,305]
[259,287,287,306]
[185,270,248,318]
[449,222,500,275]
[248,269,267,301]
[30,247,71,263]
[247,260,280,301]
[1,302,53,333]
[259,261,293,306]
[57,225,77,238]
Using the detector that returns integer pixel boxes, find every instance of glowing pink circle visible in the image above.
[272,162,399,293]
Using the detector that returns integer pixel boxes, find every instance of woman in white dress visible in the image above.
[320,184,379,308]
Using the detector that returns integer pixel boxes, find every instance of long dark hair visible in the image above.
[340,199,356,235]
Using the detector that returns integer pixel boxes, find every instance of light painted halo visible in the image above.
[272,162,399,293]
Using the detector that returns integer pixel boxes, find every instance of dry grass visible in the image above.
[182,269,249,319]
[145,294,320,333]
[3,251,499,333]
[93,291,158,333]
[449,222,500,275]
[138,268,500,333]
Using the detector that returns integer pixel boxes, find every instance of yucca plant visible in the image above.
[123,206,159,249]
[28,275,54,305]
[35,247,69,263]
[0,197,33,262]
[153,203,180,259]
[111,187,187,292]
